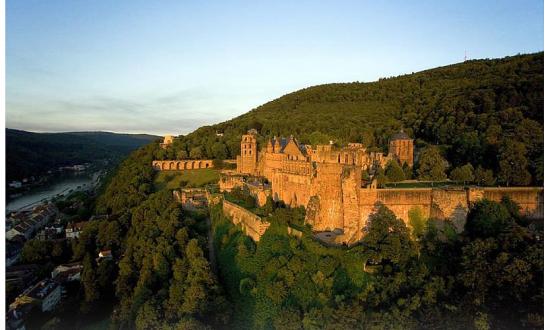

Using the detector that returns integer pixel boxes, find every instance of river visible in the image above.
[6,171,102,213]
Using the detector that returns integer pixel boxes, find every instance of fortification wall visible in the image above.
[271,171,311,207]
[222,200,270,242]
[306,163,345,231]
[469,187,543,218]
[245,183,272,207]
[358,187,543,234]
[152,160,214,171]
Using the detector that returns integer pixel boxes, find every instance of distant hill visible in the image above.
[165,52,542,185]
[6,129,160,182]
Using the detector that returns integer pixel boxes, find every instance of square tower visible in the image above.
[237,129,258,174]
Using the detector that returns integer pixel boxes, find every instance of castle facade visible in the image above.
[225,129,543,243]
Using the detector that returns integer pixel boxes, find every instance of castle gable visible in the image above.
[282,138,305,158]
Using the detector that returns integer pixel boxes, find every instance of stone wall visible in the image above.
[152,160,214,171]
[469,187,543,218]
[222,200,270,242]
[173,189,208,210]
[219,173,245,192]
[359,186,543,234]
[245,183,272,207]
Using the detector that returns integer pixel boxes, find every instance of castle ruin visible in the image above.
[222,129,543,243]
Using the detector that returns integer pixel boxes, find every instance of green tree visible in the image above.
[211,142,228,160]
[408,206,427,238]
[362,204,417,266]
[474,166,496,186]
[450,163,475,184]
[464,200,512,238]
[189,147,204,159]
[81,254,99,310]
[176,150,188,160]
[498,140,531,186]
[417,146,448,181]
[21,240,53,264]
[384,160,405,182]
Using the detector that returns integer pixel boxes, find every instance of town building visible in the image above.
[65,221,87,239]
[6,204,57,241]
[98,250,113,260]
[12,279,62,312]
[51,263,83,282]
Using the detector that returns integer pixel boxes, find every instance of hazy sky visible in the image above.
[6,0,543,136]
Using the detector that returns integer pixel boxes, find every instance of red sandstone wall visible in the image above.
[222,200,270,241]
[469,187,543,219]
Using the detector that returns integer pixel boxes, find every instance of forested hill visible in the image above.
[6,129,160,182]
[165,52,543,185]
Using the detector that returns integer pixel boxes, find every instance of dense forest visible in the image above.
[6,129,159,183]
[159,52,543,185]
[211,192,543,329]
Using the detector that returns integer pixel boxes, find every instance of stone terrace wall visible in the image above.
[222,200,270,242]
[360,188,433,227]
[469,187,543,218]
[359,186,543,233]
[152,160,214,171]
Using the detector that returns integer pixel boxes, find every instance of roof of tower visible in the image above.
[390,130,412,141]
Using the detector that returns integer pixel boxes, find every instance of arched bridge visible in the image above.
[152,160,214,171]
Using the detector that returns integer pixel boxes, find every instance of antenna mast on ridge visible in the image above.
[464,50,467,62]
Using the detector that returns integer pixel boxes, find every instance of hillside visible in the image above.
[164,52,543,185]
[6,129,160,182]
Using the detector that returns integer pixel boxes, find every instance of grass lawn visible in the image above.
[154,169,220,191]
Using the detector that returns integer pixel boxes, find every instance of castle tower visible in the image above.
[389,130,414,166]
[160,135,174,149]
[237,129,258,174]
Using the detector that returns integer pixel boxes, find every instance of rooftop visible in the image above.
[390,130,412,141]
[23,279,60,300]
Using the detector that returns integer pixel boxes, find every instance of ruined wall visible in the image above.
[245,183,272,207]
[306,163,344,231]
[341,167,362,242]
[271,171,311,207]
[219,174,245,192]
[222,200,270,242]
[173,189,208,210]
[152,160,214,171]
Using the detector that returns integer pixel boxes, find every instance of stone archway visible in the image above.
[169,162,176,170]
[177,162,185,170]
[162,162,169,170]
